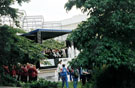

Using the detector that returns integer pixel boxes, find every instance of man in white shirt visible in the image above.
[57,60,62,81]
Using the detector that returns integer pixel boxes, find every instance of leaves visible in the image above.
[21,78,59,88]
[0,0,30,26]
[65,0,135,70]
[42,39,66,50]
[0,25,45,66]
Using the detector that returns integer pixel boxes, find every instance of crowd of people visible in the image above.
[57,60,91,88]
[1,60,91,88]
[2,63,38,82]
[43,48,68,58]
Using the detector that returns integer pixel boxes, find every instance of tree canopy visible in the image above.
[65,0,135,69]
[65,0,135,87]
[42,39,66,50]
[0,25,45,67]
[0,0,29,20]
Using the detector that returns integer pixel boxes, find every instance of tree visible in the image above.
[66,0,135,69]
[0,25,45,85]
[0,0,29,23]
[0,25,45,65]
[65,0,135,87]
[42,39,66,50]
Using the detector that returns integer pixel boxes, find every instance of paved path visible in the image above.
[0,68,58,88]
[38,68,58,82]
[0,68,70,88]
[38,68,71,82]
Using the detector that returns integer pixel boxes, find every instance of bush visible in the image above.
[0,73,18,86]
[21,79,59,88]
[94,65,135,88]
[0,25,45,86]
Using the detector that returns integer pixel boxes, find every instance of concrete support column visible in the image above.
[36,31,42,44]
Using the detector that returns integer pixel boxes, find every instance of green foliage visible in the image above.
[66,0,135,69]
[0,0,30,20]
[16,36,45,64]
[94,66,135,88]
[21,79,59,88]
[0,25,45,66]
[68,58,81,68]
[65,0,135,87]
[0,25,45,85]
[42,39,66,50]
[0,73,18,86]
[65,0,86,12]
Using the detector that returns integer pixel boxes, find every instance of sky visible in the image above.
[13,0,85,21]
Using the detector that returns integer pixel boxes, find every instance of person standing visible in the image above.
[3,65,9,75]
[21,64,28,82]
[11,65,16,78]
[16,63,21,81]
[72,68,79,88]
[61,64,69,88]
[81,68,89,86]
[32,65,38,81]
[57,60,62,81]
[28,65,38,82]
[68,65,73,81]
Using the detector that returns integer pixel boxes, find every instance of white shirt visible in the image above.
[57,63,62,73]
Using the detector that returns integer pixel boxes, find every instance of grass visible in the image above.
[58,81,86,88]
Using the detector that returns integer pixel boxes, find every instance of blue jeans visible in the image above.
[73,78,78,88]
[58,72,61,81]
[62,77,69,88]
[69,72,72,81]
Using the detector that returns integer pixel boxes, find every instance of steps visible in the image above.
[39,68,57,74]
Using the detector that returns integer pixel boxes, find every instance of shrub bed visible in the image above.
[21,79,59,88]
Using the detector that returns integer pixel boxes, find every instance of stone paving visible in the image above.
[38,68,58,82]
[38,68,71,82]
[0,68,71,88]
[0,68,57,88]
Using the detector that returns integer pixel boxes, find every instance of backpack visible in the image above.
[60,68,67,77]
[73,69,79,78]
[68,66,74,73]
